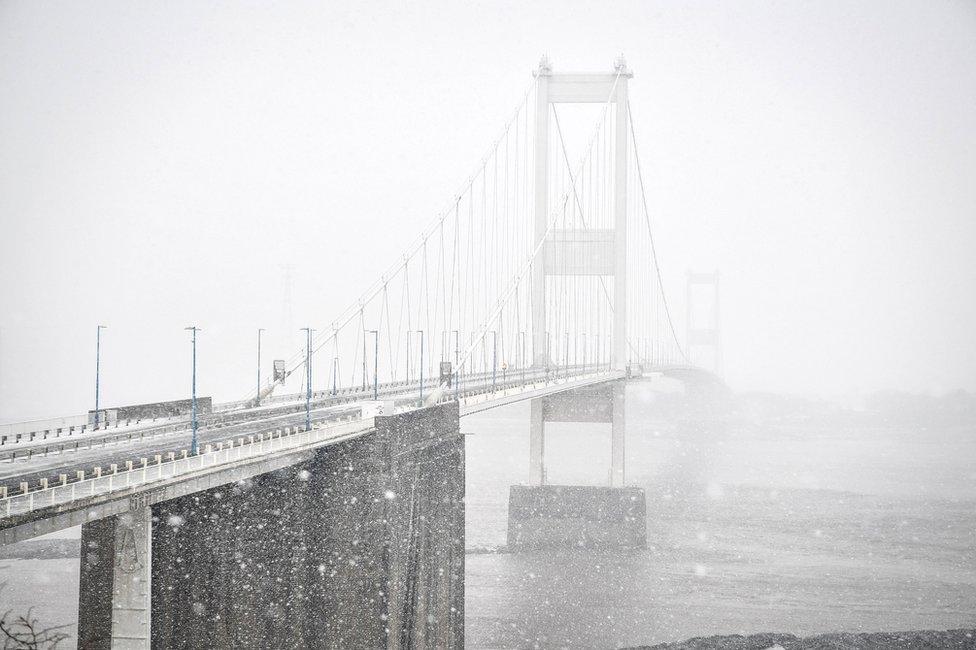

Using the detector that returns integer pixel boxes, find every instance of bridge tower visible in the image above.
[532,56,632,370]
[685,270,722,375]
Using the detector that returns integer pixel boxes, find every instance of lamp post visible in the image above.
[596,334,601,372]
[331,327,339,396]
[518,331,526,384]
[545,331,551,378]
[361,327,367,392]
[451,329,460,399]
[331,356,339,396]
[564,331,569,378]
[491,330,498,392]
[256,328,265,405]
[366,329,379,400]
[184,326,200,454]
[300,327,313,430]
[415,330,424,404]
[94,325,106,429]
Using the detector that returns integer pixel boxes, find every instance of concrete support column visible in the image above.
[610,382,626,487]
[612,82,629,370]
[528,398,545,485]
[78,506,152,650]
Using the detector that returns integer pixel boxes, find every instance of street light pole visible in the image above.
[331,356,339,396]
[94,325,106,429]
[451,329,460,399]
[366,329,379,400]
[545,331,551,378]
[256,328,265,405]
[564,331,569,378]
[491,330,497,392]
[185,326,201,454]
[416,330,425,404]
[300,327,313,430]
[519,330,525,384]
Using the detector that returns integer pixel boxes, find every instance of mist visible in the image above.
[2,4,976,650]
[2,0,974,421]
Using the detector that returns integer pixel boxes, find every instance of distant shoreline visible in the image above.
[626,629,976,649]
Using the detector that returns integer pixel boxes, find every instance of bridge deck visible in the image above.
[0,366,624,543]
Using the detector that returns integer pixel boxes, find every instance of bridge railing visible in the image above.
[2,369,495,444]
[0,416,373,520]
[1,356,606,447]
[0,364,622,521]
[0,412,197,448]
[0,415,88,439]
[0,363,615,463]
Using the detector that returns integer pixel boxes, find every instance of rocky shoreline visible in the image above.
[626,629,976,649]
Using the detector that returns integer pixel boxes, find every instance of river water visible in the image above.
[1,385,974,648]
[463,386,976,648]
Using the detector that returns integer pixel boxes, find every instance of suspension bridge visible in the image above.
[0,58,721,649]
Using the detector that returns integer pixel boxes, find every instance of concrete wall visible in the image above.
[139,402,463,649]
[88,397,213,425]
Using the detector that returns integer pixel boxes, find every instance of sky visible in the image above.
[1,0,974,420]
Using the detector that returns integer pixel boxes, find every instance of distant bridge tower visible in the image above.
[532,56,632,370]
[685,270,722,375]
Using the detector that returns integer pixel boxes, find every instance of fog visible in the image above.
[1,5,975,649]
[1,1,974,421]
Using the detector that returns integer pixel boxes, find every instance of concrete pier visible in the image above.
[511,381,646,551]
[77,402,464,649]
[507,485,646,550]
[78,506,153,649]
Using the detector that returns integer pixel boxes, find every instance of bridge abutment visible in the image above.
[78,403,463,649]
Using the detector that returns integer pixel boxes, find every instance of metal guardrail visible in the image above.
[2,364,612,463]
[0,380,438,461]
[0,416,87,439]
[0,420,196,463]
[0,413,194,447]
[2,374,474,443]
[0,365,619,520]
[0,417,372,519]
[0,365,586,454]
[1,361,614,444]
